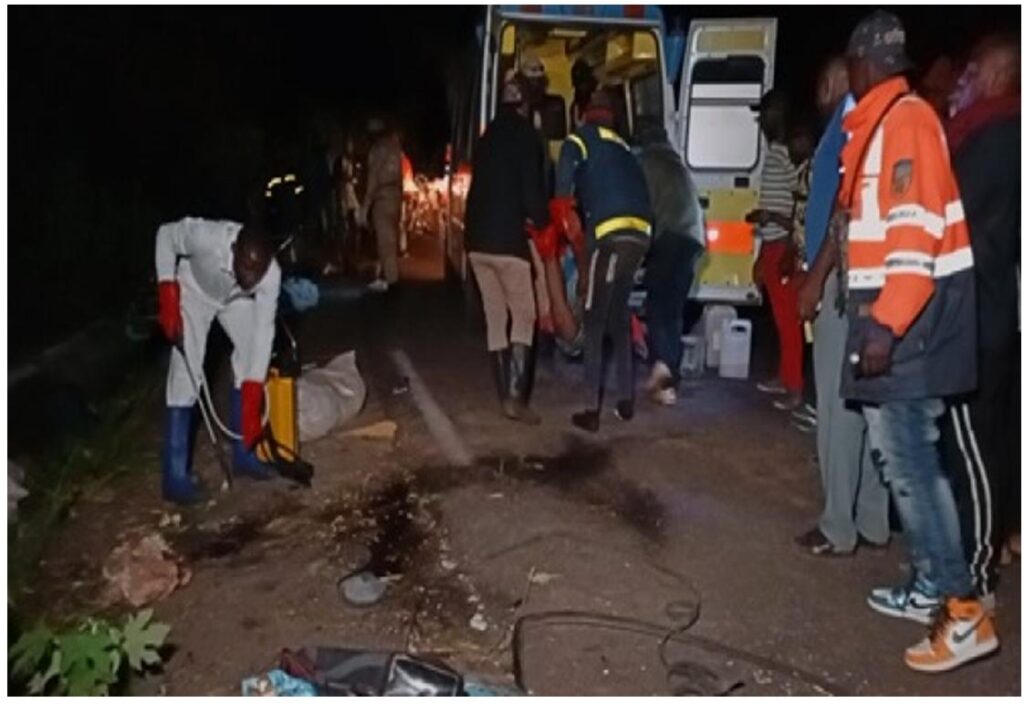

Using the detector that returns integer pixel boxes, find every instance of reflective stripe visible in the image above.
[885,250,935,272]
[597,126,631,150]
[864,128,885,175]
[852,201,967,243]
[946,200,965,225]
[887,204,946,239]
[849,247,973,288]
[595,216,652,239]
[585,250,599,311]
[934,245,974,277]
[606,252,618,284]
[849,217,887,242]
[848,268,886,289]
[567,134,588,160]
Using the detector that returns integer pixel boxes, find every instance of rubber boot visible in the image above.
[571,409,601,433]
[490,350,509,408]
[505,344,541,425]
[161,406,203,505]
[230,387,274,479]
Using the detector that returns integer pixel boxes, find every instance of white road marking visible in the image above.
[390,348,473,467]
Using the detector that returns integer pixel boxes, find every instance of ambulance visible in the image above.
[447,5,778,307]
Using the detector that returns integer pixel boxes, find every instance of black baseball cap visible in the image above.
[847,10,914,74]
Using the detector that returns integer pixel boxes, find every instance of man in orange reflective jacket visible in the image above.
[839,11,998,673]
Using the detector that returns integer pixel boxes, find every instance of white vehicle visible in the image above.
[447,5,778,307]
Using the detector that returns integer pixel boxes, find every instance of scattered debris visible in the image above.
[338,570,387,607]
[469,613,488,632]
[101,532,192,607]
[242,669,317,697]
[158,512,182,530]
[341,420,398,442]
[528,571,561,586]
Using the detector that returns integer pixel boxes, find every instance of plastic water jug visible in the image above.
[702,305,738,368]
[719,320,753,380]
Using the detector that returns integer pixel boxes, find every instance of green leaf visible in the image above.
[9,625,54,680]
[56,631,118,697]
[121,609,170,671]
[27,650,62,695]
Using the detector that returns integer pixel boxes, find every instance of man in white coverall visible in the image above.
[155,217,281,505]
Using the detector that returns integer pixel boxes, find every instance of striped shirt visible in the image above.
[758,141,798,242]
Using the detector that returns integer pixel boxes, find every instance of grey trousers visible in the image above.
[813,271,890,551]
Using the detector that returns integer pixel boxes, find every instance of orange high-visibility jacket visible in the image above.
[839,80,977,403]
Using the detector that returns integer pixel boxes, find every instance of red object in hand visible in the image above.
[549,196,584,259]
[549,196,577,234]
[532,223,563,261]
[240,380,264,449]
[538,313,555,334]
[158,281,183,343]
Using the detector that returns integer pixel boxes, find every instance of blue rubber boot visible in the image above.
[161,406,203,505]
[230,387,274,479]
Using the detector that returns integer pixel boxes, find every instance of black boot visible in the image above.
[615,399,635,421]
[506,343,541,425]
[571,409,601,433]
[490,350,509,408]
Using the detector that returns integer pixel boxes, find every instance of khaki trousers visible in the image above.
[469,252,537,351]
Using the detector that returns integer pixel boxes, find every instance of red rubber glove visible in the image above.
[537,223,565,261]
[549,196,584,259]
[158,280,183,343]
[240,380,264,449]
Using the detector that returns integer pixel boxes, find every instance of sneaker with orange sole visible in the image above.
[904,597,999,673]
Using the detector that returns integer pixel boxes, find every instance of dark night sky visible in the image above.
[6,4,1020,355]
[10,5,1019,181]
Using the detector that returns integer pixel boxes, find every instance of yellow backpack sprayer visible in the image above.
[254,318,314,486]
[181,315,313,489]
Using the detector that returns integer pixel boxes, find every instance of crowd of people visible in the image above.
[463,9,1020,674]
[146,7,1018,678]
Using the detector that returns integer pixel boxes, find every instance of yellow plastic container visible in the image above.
[256,367,298,464]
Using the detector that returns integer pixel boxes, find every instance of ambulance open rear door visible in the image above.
[676,18,777,305]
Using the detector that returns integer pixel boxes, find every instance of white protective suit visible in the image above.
[155,217,281,406]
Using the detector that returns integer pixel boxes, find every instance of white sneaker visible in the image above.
[367,279,390,293]
[652,387,677,406]
[867,582,941,624]
[904,597,999,673]
[645,361,673,392]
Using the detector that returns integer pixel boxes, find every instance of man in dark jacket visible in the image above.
[939,34,1021,610]
[543,88,653,432]
[465,80,550,424]
[635,123,705,405]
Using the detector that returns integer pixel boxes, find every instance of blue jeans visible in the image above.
[862,399,974,598]
[645,232,701,381]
